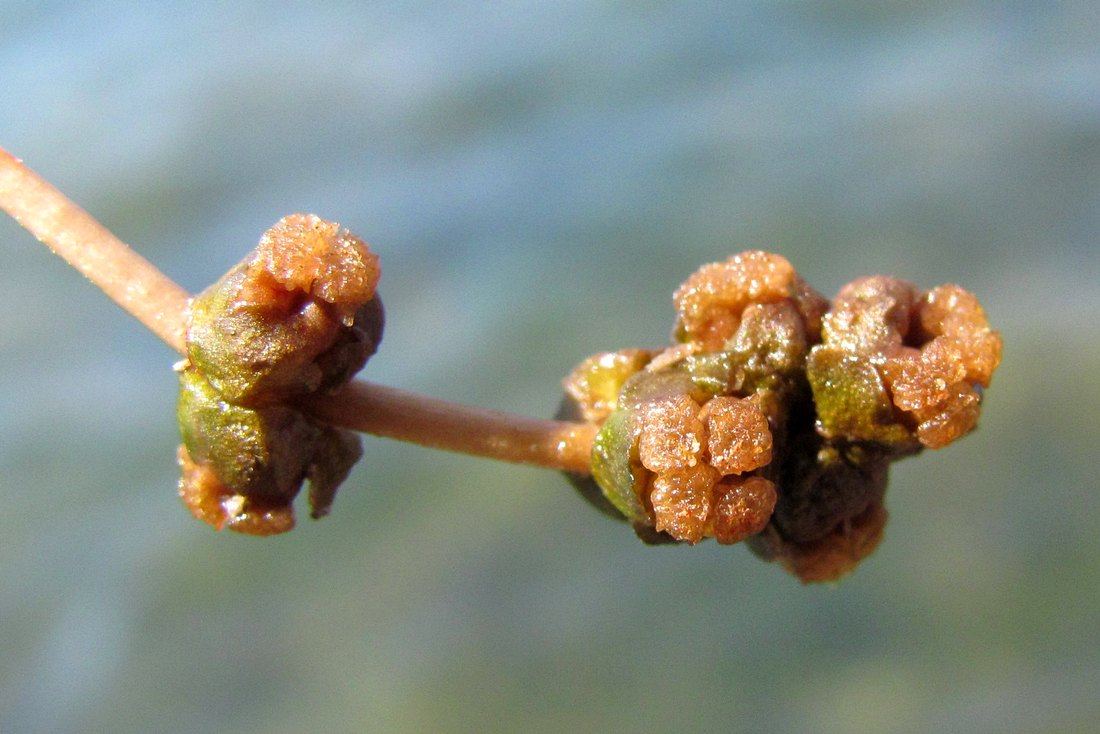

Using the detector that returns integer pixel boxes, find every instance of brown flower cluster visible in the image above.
[636,393,776,544]
[563,251,1001,582]
[177,215,383,535]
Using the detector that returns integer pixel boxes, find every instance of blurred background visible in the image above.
[2,2,1097,732]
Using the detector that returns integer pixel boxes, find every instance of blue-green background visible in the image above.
[2,2,1097,732]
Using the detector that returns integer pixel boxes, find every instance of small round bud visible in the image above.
[701,396,772,476]
[673,250,796,349]
[712,476,777,545]
[650,463,720,544]
[636,394,706,473]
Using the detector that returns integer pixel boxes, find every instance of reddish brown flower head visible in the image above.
[564,251,1001,582]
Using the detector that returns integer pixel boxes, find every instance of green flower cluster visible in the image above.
[176,215,383,535]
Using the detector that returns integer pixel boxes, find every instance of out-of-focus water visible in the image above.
[2,3,1098,732]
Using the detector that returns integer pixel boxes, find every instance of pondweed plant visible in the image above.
[0,147,1002,582]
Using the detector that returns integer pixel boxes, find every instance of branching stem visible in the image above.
[0,147,594,473]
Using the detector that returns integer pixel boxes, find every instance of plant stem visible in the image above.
[0,147,594,473]
[0,148,191,352]
[307,382,596,473]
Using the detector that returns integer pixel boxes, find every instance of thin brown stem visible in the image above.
[307,382,596,473]
[0,147,191,352]
[1,147,594,473]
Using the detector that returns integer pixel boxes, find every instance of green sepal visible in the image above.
[724,304,808,393]
[555,395,626,521]
[590,408,648,523]
[186,269,327,404]
[806,346,915,447]
[618,366,712,408]
[187,268,384,406]
[677,352,736,396]
[177,369,320,502]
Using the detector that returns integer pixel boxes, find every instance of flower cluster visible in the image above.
[176,215,383,535]
[562,251,1001,581]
